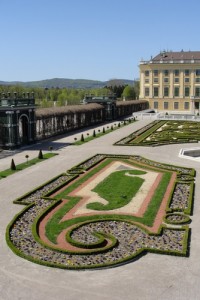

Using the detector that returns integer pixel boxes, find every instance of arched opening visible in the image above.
[19,114,29,144]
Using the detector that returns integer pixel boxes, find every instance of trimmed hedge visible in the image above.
[6,154,194,270]
[115,120,200,147]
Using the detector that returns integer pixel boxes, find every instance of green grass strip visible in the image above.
[88,170,146,210]
[0,153,57,179]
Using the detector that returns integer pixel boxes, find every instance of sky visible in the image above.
[1,0,200,82]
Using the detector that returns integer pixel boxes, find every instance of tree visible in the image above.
[105,83,127,98]
[122,85,136,100]
[133,80,140,99]
[25,154,29,164]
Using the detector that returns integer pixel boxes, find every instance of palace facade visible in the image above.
[139,51,200,113]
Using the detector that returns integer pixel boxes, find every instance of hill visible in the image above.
[0,78,134,89]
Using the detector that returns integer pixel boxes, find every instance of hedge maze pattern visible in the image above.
[6,154,194,270]
[115,120,200,146]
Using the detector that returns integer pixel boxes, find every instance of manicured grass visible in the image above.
[87,170,145,210]
[45,159,172,244]
[54,158,113,199]
[0,153,57,179]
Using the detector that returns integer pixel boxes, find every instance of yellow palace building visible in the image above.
[139,51,200,114]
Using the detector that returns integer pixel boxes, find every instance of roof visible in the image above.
[35,100,148,117]
[116,100,147,106]
[152,51,200,62]
[36,103,103,117]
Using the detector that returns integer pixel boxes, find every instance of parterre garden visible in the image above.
[115,120,200,146]
[6,154,195,270]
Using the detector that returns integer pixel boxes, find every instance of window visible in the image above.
[174,77,179,83]
[153,70,158,76]
[196,69,200,76]
[185,77,190,83]
[185,87,190,97]
[195,87,200,97]
[153,87,159,97]
[145,88,149,97]
[185,69,190,76]
[174,102,179,109]
[174,87,179,97]
[164,87,169,97]
[154,101,158,109]
[154,78,159,83]
[164,77,169,83]
[174,69,179,76]
[184,102,189,110]
[145,79,149,83]
[145,70,149,76]
[164,102,168,109]
[164,70,169,76]
[196,78,200,83]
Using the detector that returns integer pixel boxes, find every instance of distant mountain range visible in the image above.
[0,78,134,89]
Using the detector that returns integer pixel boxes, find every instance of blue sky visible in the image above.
[1,0,200,82]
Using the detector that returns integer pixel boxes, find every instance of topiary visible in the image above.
[10,159,16,170]
[38,149,43,159]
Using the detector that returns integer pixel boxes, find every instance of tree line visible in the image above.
[0,81,140,108]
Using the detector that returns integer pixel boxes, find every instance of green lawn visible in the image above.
[87,170,146,210]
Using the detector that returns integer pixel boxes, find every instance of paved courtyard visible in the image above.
[0,119,200,300]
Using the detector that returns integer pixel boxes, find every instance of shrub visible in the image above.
[10,159,16,170]
[111,125,113,130]
[38,149,43,159]
[103,127,105,133]
[81,134,84,142]
[93,130,96,137]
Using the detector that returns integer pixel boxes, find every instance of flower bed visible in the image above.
[6,154,195,270]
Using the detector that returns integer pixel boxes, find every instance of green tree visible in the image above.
[122,85,136,100]
[133,80,140,99]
